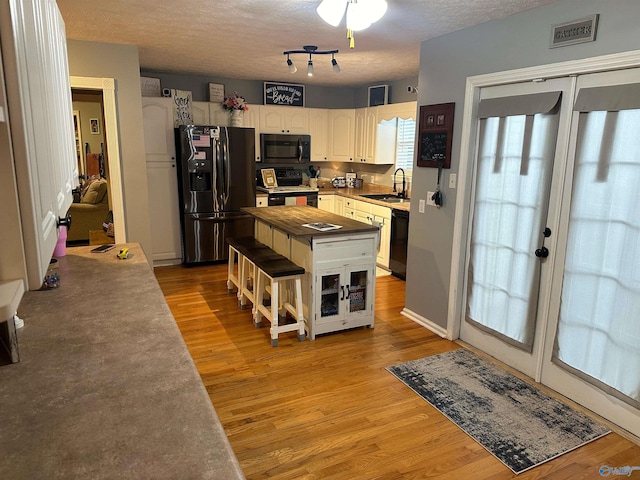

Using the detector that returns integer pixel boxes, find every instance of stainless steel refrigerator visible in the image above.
[175,125,255,265]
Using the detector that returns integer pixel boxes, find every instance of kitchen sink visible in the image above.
[359,193,410,204]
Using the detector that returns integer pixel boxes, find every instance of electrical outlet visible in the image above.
[426,192,436,206]
[449,173,457,189]
[419,199,425,213]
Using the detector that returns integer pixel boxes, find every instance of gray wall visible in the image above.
[141,70,419,186]
[407,0,640,328]
[141,70,418,109]
[67,40,152,256]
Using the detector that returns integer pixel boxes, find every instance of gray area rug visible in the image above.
[387,348,610,474]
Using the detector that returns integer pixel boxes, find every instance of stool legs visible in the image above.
[254,272,306,347]
[227,245,240,294]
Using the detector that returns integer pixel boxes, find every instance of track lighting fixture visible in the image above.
[283,45,340,76]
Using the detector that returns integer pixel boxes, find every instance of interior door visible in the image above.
[460,78,574,378]
[541,68,640,437]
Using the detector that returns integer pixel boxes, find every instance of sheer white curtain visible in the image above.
[554,109,640,405]
[467,112,557,349]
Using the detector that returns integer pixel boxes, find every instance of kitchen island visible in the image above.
[242,206,379,340]
[0,244,244,480]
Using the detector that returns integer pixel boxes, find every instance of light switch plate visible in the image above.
[419,199,425,213]
[449,173,457,189]
[426,192,436,206]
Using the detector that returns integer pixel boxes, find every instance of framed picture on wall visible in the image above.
[368,85,389,107]
[90,118,100,135]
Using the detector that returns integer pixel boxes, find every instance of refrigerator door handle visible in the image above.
[221,128,230,209]
[213,136,221,211]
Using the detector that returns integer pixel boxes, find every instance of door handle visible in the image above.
[340,285,345,300]
[534,227,552,259]
[535,247,549,258]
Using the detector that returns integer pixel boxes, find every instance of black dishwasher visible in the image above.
[389,209,409,280]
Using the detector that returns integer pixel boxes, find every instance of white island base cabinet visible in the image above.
[290,233,377,340]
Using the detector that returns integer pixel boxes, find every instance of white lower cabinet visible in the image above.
[318,194,334,212]
[335,196,392,268]
[315,264,375,330]
[256,195,267,207]
[334,196,345,216]
[291,233,376,340]
[146,162,182,263]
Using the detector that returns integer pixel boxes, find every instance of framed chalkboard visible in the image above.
[417,102,454,168]
[420,132,448,163]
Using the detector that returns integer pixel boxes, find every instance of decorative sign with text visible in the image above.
[172,89,193,127]
[264,82,305,107]
[550,14,599,48]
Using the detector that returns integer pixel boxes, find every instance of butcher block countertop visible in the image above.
[242,205,379,238]
[0,244,244,480]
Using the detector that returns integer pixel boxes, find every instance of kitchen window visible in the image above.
[394,117,416,171]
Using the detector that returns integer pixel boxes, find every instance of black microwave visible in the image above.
[260,133,310,164]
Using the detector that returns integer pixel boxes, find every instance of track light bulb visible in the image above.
[307,59,314,77]
[332,56,340,73]
[287,56,297,74]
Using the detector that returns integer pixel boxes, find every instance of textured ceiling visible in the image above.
[57,0,557,87]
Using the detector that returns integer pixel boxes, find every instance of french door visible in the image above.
[460,77,574,379]
[460,69,640,437]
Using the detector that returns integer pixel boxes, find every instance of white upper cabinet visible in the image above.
[377,101,417,122]
[354,107,383,163]
[191,101,210,125]
[243,104,261,162]
[1,0,76,290]
[309,108,328,162]
[327,109,355,162]
[260,105,309,134]
[142,97,176,163]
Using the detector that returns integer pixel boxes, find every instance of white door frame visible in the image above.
[449,49,640,373]
[70,76,126,244]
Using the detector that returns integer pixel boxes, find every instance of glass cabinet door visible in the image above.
[320,272,341,319]
[348,269,368,313]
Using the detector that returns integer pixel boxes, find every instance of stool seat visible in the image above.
[253,256,305,278]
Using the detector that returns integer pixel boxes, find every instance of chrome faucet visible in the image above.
[393,168,406,198]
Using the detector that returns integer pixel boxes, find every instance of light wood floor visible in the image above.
[155,263,640,479]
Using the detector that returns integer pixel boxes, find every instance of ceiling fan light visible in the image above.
[346,2,372,31]
[317,0,347,27]
[366,0,388,24]
[307,59,314,77]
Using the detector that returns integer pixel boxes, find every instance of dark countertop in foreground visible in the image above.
[242,205,380,238]
[0,244,244,480]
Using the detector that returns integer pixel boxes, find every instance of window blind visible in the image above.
[395,117,416,171]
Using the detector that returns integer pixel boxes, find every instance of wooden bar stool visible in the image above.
[227,237,269,306]
[253,257,306,347]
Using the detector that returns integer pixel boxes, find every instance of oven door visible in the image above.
[268,192,318,207]
[260,134,310,164]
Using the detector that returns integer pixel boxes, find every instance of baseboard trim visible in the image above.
[401,308,449,339]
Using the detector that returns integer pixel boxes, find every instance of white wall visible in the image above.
[66,40,152,255]
[407,0,640,328]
